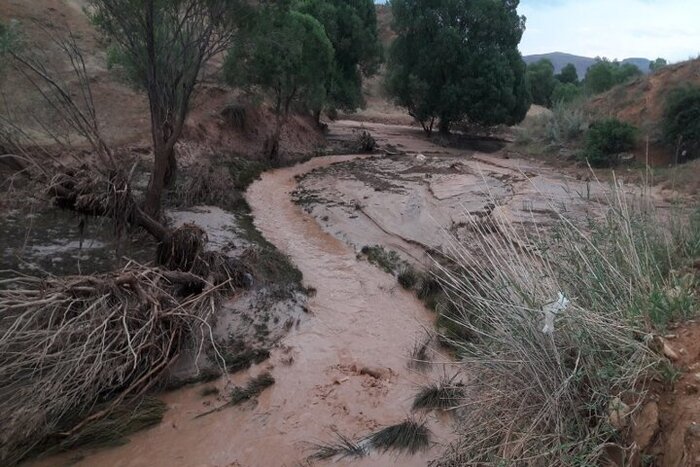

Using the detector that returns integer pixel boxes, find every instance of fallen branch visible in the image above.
[0,263,228,465]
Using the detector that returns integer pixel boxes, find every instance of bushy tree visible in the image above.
[294,0,382,117]
[89,0,240,216]
[585,58,642,95]
[663,86,700,161]
[556,63,578,85]
[583,118,637,167]
[650,57,668,72]
[385,0,530,135]
[224,5,333,162]
[551,82,582,105]
[527,59,557,106]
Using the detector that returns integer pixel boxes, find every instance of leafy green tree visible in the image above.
[88,0,239,216]
[583,118,637,167]
[551,82,582,105]
[294,0,382,118]
[616,62,643,82]
[527,59,557,106]
[663,86,700,161]
[224,6,333,162]
[556,63,578,85]
[585,59,642,95]
[584,59,616,94]
[649,58,668,72]
[385,0,530,135]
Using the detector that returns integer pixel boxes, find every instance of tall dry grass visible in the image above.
[434,178,698,465]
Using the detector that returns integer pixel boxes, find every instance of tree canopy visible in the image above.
[584,59,642,94]
[663,86,700,161]
[556,63,579,85]
[224,4,333,160]
[649,57,668,72]
[527,59,557,107]
[385,0,530,135]
[89,0,240,215]
[294,0,382,114]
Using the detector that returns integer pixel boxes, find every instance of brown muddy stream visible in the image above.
[37,155,447,467]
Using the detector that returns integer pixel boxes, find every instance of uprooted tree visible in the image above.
[224,4,333,162]
[385,0,531,136]
[88,0,240,216]
[0,23,252,464]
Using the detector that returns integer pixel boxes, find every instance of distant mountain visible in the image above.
[523,52,651,78]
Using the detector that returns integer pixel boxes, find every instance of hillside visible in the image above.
[523,52,651,77]
[588,58,700,140]
[0,0,323,159]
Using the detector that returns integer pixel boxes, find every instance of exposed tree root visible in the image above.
[0,260,238,465]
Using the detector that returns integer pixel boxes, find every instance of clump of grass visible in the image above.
[356,130,377,152]
[309,432,369,461]
[230,372,275,405]
[435,181,699,465]
[368,419,431,455]
[200,386,219,397]
[57,397,166,451]
[398,266,419,289]
[408,334,432,370]
[416,273,444,310]
[412,377,465,411]
[195,372,275,419]
[361,245,401,274]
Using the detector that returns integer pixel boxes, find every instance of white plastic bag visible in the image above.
[542,292,570,335]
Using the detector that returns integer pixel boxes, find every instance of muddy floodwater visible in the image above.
[0,208,154,279]
[28,120,623,467]
[33,153,449,467]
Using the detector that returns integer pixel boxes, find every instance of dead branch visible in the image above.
[0,262,232,465]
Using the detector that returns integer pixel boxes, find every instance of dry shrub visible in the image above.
[221,104,247,131]
[171,160,238,209]
[356,130,376,152]
[0,263,230,464]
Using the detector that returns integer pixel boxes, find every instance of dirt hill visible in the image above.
[588,58,700,144]
[0,0,323,160]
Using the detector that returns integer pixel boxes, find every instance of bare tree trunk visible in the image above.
[144,140,171,217]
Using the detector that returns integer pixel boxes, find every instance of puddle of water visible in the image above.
[0,208,154,278]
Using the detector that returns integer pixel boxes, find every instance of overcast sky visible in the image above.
[519,0,700,61]
[377,0,700,62]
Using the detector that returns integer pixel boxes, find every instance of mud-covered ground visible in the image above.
[295,120,609,269]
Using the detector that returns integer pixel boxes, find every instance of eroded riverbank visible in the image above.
[32,153,449,467]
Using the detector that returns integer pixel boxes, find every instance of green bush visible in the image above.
[582,118,637,167]
[551,82,582,105]
[663,86,700,161]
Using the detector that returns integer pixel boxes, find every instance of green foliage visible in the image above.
[397,266,419,290]
[360,245,401,273]
[556,63,579,85]
[0,20,19,75]
[385,0,531,134]
[368,419,431,454]
[225,6,334,119]
[527,59,557,106]
[294,0,383,113]
[551,82,583,105]
[583,118,637,167]
[649,57,668,72]
[584,58,642,94]
[662,86,700,160]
